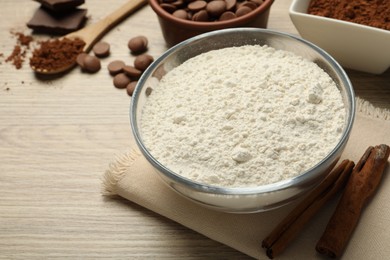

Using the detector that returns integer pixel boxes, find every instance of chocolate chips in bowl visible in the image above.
[149,0,274,47]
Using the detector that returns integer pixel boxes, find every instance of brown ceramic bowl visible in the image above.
[149,0,274,47]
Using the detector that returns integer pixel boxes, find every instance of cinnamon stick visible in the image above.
[262,159,355,259]
[316,144,390,258]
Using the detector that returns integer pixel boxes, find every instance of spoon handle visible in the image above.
[67,0,148,52]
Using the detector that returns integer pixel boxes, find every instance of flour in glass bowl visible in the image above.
[140,45,346,188]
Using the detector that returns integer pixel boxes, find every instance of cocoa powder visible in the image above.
[16,33,33,46]
[6,45,25,69]
[30,37,85,72]
[5,32,33,69]
[308,0,390,31]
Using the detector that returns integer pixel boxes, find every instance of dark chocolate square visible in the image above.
[33,0,85,12]
[27,7,87,35]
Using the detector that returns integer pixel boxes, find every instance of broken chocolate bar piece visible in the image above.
[27,7,87,35]
[33,0,85,12]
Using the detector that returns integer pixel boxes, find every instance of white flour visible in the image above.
[140,45,345,188]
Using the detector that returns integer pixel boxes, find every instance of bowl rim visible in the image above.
[289,0,390,35]
[149,0,274,29]
[130,28,356,196]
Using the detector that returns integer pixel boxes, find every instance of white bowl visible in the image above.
[289,0,390,74]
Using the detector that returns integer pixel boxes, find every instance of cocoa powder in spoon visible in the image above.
[30,37,85,73]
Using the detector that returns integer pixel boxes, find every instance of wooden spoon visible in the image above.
[31,0,147,75]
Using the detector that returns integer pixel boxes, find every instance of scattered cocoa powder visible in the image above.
[308,0,390,30]
[30,37,85,73]
[16,32,33,46]
[5,32,33,69]
[6,45,24,69]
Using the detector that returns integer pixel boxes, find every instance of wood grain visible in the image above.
[0,0,388,259]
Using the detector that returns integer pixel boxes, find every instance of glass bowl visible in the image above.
[130,28,355,213]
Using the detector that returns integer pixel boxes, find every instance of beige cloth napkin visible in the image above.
[102,98,390,259]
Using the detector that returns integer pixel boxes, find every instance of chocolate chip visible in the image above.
[92,41,110,57]
[76,52,88,69]
[192,10,209,21]
[126,81,137,96]
[219,11,236,21]
[107,60,125,75]
[113,73,131,89]
[188,0,207,11]
[249,0,264,6]
[128,36,148,54]
[173,9,188,19]
[83,55,101,73]
[171,0,185,8]
[235,6,252,17]
[134,54,154,71]
[160,3,177,13]
[123,65,142,79]
[242,1,258,10]
[206,1,227,17]
[225,0,237,11]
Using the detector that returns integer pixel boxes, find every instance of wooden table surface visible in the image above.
[1,0,389,259]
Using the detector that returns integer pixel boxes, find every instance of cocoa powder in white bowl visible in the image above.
[289,0,390,74]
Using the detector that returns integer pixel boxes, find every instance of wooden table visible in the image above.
[0,0,389,259]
